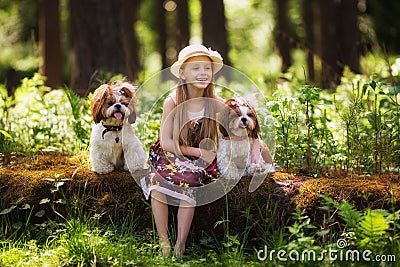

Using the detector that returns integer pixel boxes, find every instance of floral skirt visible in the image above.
[141,139,219,206]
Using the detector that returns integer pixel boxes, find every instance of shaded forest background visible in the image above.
[1,0,400,97]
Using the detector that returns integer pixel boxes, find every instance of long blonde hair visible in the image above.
[172,82,217,153]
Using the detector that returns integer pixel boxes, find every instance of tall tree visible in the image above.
[121,0,141,82]
[38,0,63,88]
[275,0,292,73]
[302,0,315,82]
[69,0,141,96]
[156,0,168,72]
[366,0,400,54]
[339,0,360,74]
[301,0,360,88]
[200,0,230,66]
[175,0,190,50]
[318,0,342,88]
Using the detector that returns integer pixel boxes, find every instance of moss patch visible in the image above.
[293,175,400,210]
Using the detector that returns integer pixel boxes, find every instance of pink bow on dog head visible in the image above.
[230,98,247,107]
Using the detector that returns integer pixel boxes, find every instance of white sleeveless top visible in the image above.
[169,92,205,122]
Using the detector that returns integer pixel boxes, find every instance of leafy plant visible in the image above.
[334,83,365,173]
[358,209,390,250]
[298,85,323,174]
[283,209,320,252]
[269,95,299,171]
[363,79,400,173]
[321,195,398,253]
[63,86,91,151]
[0,197,35,242]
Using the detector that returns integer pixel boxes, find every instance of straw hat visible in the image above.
[170,44,224,78]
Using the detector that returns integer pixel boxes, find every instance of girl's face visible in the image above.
[179,56,213,90]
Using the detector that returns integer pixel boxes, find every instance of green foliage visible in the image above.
[321,195,399,254]
[63,86,91,150]
[0,1,38,82]
[358,209,390,250]
[284,209,320,252]
[0,73,92,153]
[321,195,362,230]
[269,67,400,174]
[268,94,299,171]
[0,197,36,242]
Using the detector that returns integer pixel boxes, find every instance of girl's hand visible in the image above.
[200,149,216,164]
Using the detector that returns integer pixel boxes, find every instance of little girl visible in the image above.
[142,44,225,257]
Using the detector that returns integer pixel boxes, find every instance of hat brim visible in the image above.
[170,53,223,78]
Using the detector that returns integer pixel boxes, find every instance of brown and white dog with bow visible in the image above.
[89,80,146,174]
[217,98,274,180]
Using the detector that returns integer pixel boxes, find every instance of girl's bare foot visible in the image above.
[174,242,185,258]
[160,242,171,257]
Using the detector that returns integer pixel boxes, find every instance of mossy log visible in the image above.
[1,152,399,242]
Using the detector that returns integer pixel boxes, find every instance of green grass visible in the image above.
[0,215,265,266]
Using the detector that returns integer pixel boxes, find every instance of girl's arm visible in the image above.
[214,95,226,113]
[159,96,178,152]
[160,97,215,163]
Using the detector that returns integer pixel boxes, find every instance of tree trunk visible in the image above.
[175,0,190,50]
[200,0,230,66]
[155,0,170,79]
[302,0,315,82]
[38,0,63,88]
[275,0,292,73]
[318,0,342,89]
[120,0,141,82]
[69,0,134,96]
[339,0,360,73]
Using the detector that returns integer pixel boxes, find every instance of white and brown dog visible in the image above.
[217,98,275,180]
[89,80,147,174]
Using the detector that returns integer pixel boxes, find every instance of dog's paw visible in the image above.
[92,165,114,174]
[124,153,148,172]
[124,163,147,172]
[248,162,275,174]
[220,167,242,180]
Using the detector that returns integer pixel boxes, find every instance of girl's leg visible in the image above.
[151,190,170,256]
[174,200,195,257]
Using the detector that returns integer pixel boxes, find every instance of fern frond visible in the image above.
[359,209,389,237]
[358,209,390,250]
[338,200,362,230]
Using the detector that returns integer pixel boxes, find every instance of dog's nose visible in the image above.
[241,117,247,123]
[114,103,122,110]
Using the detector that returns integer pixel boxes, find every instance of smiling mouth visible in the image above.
[196,77,208,82]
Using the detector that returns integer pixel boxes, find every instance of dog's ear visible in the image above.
[120,86,137,124]
[128,107,136,124]
[250,107,260,139]
[90,84,109,123]
[219,103,232,137]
